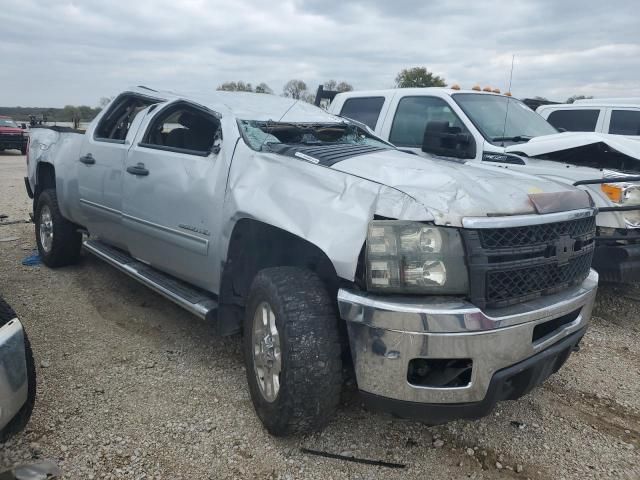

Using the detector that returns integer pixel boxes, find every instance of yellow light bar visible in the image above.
[601,184,623,203]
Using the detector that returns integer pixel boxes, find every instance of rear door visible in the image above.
[336,95,389,132]
[604,108,640,138]
[545,108,605,133]
[121,100,224,288]
[78,93,160,247]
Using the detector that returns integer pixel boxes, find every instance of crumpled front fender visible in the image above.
[219,146,432,283]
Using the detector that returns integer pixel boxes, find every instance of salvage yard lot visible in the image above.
[0,152,638,479]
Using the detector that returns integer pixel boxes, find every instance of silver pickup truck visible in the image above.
[25,87,598,436]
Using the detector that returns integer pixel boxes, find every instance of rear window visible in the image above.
[609,110,640,136]
[547,109,600,132]
[339,97,385,130]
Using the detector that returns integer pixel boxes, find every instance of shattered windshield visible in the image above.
[238,120,391,152]
[0,119,19,128]
[452,93,557,145]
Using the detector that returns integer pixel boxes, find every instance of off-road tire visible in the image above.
[243,267,342,436]
[0,298,36,443]
[35,189,82,267]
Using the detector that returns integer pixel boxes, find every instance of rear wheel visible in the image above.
[35,189,82,267]
[0,298,36,443]
[243,267,342,436]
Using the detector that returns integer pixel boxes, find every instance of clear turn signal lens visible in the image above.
[404,260,447,287]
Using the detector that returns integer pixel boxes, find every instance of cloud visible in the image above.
[0,0,637,106]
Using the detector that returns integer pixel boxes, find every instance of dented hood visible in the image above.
[505,132,640,160]
[331,150,582,226]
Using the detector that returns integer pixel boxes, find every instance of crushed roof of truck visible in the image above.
[127,86,344,123]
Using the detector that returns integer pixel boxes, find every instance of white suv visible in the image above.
[537,98,640,139]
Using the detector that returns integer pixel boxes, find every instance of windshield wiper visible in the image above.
[491,135,533,143]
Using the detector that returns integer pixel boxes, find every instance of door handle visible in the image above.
[79,154,95,165]
[126,163,149,176]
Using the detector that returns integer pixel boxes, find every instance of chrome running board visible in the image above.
[83,239,218,321]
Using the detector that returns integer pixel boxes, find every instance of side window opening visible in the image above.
[609,110,640,136]
[339,97,385,130]
[389,96,467,148]
[141,103,222,156]
[95,95,159,142]
[546,109,600,132]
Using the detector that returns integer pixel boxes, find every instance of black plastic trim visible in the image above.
[574,176,640,186]
[269,143,388,166]
[593,244,640,282]
[461,219,596,309]
[93,137,126,145]
[598,205,640,213]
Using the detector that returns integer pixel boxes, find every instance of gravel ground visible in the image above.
[0,152,638,479]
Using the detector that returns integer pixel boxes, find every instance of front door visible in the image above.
[122,101,223,288]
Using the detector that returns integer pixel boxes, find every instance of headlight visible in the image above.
[601,183,640,227]
[365,221,469,293]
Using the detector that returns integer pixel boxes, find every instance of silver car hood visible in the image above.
[332,150,584,226]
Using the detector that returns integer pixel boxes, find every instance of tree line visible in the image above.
[0,105,103,123]
[1,67,596,120]
[216,78,355,103]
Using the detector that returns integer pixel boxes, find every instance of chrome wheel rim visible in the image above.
[39,205,53,253]
[252,301,281,402]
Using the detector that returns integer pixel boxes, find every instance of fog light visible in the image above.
[407,358,472,388]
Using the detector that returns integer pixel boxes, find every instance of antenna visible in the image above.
[258,97,301,151]
[499,54,515,147]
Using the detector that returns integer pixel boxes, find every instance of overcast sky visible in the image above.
[1,0,638,107]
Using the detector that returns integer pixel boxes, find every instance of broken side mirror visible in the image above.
[422,121,476,159]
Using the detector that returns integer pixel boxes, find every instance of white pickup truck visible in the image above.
[328,88,640,282]
[26,87,598,435]
[537,98,640,139]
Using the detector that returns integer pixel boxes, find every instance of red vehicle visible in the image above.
[0,115,28,154]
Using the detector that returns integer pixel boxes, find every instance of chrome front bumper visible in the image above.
[0,318,29,431]
[338,269,598,406]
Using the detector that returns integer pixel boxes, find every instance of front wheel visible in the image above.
[243,267,342,436]
[35,189,82,267]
